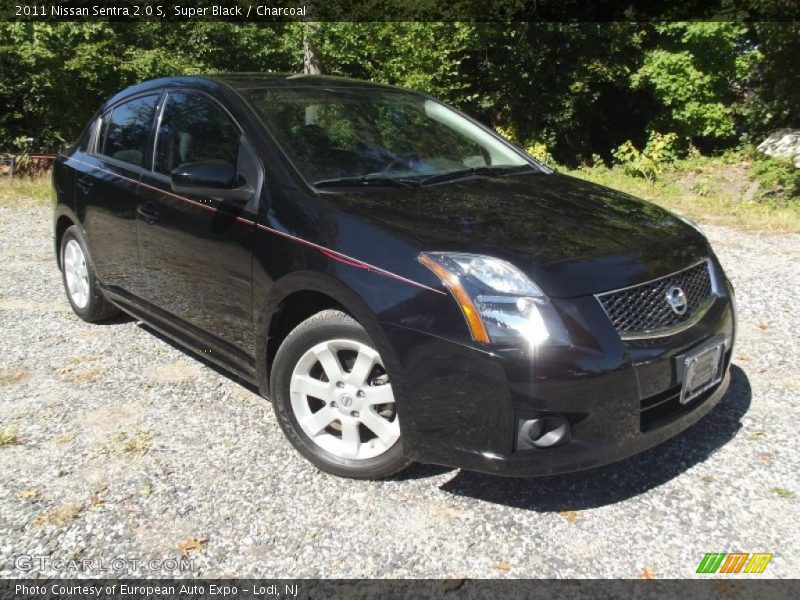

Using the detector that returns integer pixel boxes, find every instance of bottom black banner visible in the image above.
[1,579,799,600]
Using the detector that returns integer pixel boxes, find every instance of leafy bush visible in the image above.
[522,141,556,167]
[750,155,800,205]
[495,126,556,167]
[612,131,681,182]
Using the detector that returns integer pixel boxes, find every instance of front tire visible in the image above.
[271,310,411,479]
[60,225,119,322]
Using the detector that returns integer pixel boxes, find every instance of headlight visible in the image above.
[419,252,568,348]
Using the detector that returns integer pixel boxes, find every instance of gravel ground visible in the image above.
[0,203,798,579]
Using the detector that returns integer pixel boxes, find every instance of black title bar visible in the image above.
[1,0,799,22]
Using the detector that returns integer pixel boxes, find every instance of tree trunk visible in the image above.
[303,23,322,74]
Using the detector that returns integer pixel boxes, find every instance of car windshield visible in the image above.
[243,87,536,185]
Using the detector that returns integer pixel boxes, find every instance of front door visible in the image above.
[136,91,258,357]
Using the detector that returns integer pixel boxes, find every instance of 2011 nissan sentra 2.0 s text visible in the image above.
[52,74,736,479]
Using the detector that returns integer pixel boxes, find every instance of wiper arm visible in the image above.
[314,175,420,188]
[419,165,534,186]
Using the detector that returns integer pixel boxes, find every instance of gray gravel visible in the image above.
[0,203,798,579]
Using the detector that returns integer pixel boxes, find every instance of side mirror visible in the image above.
[170,160,253,202]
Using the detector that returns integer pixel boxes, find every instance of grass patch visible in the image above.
[770,487,794,498]
[93,430,154,456]
[114,430,153,455]
[57,355,107,383]
[0,175,50,207]
[66,365,108,384]
[0,426,19,446]
[0,367,32,386]
[564,155,800,233]
[53,432,76,445]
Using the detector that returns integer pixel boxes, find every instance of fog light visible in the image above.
[517,415,571,449]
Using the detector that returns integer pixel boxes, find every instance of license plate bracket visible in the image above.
[680,341,725,405]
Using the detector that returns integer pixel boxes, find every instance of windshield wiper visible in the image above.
[419,165,534,186]
[314,174,420,188]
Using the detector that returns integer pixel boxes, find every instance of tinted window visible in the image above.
[244,88,528,183]
[154,92,240,175]
[76,117,99,153]
[99,95,158,167]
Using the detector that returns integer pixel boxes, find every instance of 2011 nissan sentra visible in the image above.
[52,74,736,479]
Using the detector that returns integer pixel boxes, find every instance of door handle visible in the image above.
[77,175,93,193]
[137,202,160,225]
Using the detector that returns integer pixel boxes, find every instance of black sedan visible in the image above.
[52,74,736,479]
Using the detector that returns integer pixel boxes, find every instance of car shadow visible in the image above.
[93,312,136,326]
[438,364,751,511]
[135,322,262,396]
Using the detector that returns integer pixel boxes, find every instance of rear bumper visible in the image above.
[382,287,736,477]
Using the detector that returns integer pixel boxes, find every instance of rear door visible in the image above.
[74,94,160,292]
[136,90,259,357]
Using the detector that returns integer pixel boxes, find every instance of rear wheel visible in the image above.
[271,309,411,479]
[60,226,119,322]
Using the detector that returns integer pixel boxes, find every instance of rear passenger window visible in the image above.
[98,95,158,167]
[154,92,240,175]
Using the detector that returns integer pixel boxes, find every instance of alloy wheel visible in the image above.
[289,338,400,460]
[63,239,90,309]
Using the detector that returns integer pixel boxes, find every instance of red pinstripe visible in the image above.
[65,157,445,296]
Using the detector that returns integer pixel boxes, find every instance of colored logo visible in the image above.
[696,552,773,574]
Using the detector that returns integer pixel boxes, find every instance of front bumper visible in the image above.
[382,286,736,477]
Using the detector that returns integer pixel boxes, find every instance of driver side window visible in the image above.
[154,92,240,175]
[97,95,159,167]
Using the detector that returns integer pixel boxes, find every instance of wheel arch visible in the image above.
[256,271,420,456]
[257,273,385,386]
[53,207,79,270]
[255,272,406,410]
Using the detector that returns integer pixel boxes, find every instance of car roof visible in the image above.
[102,73,417,112]
[205,73,402,92]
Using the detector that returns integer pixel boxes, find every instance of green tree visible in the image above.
[631,23,759,148]
[746,22,800,135]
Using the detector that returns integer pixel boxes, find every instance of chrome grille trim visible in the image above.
[595,259,717,340]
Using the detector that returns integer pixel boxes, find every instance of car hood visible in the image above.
[326,172,710,297]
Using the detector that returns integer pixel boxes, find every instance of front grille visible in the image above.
[597,260,713,337]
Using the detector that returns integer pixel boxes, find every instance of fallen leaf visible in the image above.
[178,537,208,557]
[492,561,512,571]
[735,353,751,361]
[18,489,39,500]
[560,510,579,523]
[757,322,768,330]
[90,495,104,508]
[758,454,773,464]
[637,567,658,579]
[702,475,715,483]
